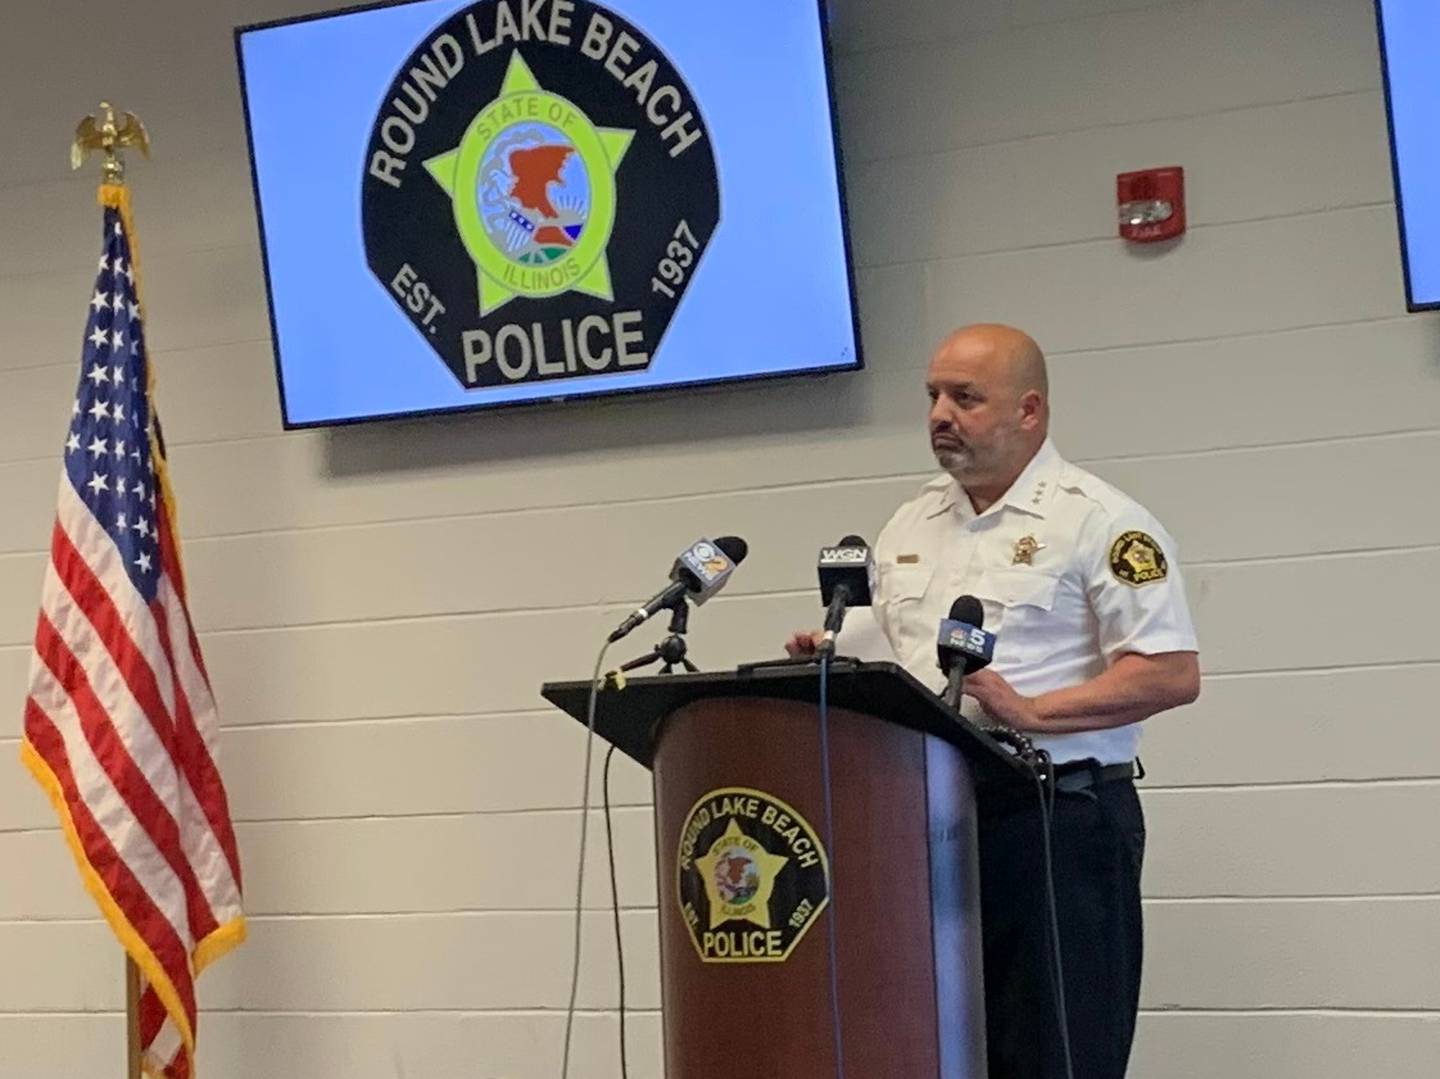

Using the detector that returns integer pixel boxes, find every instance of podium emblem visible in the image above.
[676,787,830,963]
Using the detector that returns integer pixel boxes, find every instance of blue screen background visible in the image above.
[1380,0,1440,308]
[238,0,861,426]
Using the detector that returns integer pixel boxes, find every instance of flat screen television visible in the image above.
[235,0,862,428]
[1376,0,1440,311]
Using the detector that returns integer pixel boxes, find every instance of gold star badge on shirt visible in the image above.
[1012,535,1045,565]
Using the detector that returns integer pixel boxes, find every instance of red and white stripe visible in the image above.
[24,475,244,1079]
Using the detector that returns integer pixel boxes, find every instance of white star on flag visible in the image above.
[114,402,127,424]
[88,436,108,459]
[117,512,128,530]
[136,551,153,574]
[113,439,127,458]
[90,290,109,312]
[117,477,128,497]
[89,326,109,350]
[113,256,126,279]
[132,517,150,538]
[111,291,126,313]
[128,300,141,319]
[112,328,125,350]
[87,365,110,386]
[66,433,81,455]
[86,472,109,496]
[97,253,109,272]
[113,365,125,384]
[88,400,110,422]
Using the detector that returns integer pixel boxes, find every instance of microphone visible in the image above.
[608,536,748,643]
[936,595,995,709]
[816,534,873,655]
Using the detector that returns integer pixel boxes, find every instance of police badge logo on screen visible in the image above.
[362,0,721,391]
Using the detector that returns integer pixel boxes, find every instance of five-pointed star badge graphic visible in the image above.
[422,51,632,315]
[695,819,789,931]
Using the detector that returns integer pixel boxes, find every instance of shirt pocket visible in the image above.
[983,568,1060,611]
[875,562,935,654]
[972,569,1061,661]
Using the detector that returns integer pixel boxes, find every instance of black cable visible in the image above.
[602,743,629,1079]
[816,650,847,1079]
[560,642,611,1079]
[1032,749,1076,1079]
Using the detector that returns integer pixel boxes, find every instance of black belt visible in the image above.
[1052,759,1138,794]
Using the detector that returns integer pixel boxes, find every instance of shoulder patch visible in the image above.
[1109,530,1169,586]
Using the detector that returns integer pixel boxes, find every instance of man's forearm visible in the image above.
[1030,652,1199,734]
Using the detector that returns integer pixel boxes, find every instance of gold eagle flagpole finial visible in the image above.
[71,101,150,184]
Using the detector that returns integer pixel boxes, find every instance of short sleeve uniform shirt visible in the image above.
[871,439,1198,765]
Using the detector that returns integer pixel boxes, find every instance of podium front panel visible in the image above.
[651,697,985,1078]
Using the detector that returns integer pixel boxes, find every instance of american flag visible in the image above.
[20,190,245,1079]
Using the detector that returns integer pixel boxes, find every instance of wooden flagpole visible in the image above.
[126,957,143,1079]
[70,100,152,1079]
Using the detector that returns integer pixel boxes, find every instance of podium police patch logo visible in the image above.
[1109,530,1169,586]
[677,787,829,964]
[362,0,720,391]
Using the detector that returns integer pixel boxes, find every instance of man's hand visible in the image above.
[964,668,1043,732]
[785,629,824,658]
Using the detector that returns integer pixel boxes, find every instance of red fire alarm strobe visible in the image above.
[1117,166,1185,243]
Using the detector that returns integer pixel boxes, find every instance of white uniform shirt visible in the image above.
[871,438,1198,765]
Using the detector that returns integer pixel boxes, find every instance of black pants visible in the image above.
[976,772,1146,1079]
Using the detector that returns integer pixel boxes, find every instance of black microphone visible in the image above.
[816,534,873,656]
[937,595,996,709]
[608,536,749,643]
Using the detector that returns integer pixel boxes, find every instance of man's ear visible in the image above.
[1017,389,1045,430]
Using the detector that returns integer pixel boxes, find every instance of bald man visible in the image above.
[789,325,1200,1079]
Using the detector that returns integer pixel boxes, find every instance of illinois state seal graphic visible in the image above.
[362,0,720,390]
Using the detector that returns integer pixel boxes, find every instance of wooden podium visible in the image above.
[542,660,1029,1078]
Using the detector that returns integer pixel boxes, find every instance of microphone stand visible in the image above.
[617,597,699,675]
